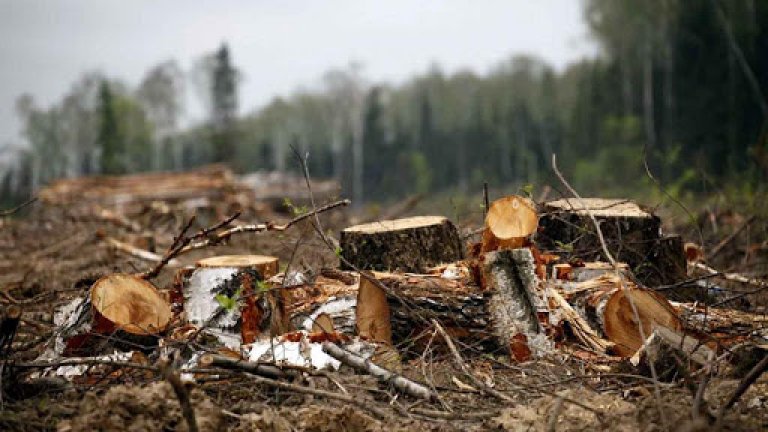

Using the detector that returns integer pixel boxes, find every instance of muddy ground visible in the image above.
[0,198,766,431]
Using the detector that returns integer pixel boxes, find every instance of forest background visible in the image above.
[3,0,767,214]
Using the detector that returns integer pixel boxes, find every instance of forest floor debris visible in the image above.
[0,177,767,431]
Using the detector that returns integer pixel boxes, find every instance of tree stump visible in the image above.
[537,198,685,287]
[183,255,287,347]
[91,274,172,335]
[481,196,538,253]
[340,216,463,273]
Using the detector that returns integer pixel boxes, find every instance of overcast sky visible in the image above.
[0,0,595,147]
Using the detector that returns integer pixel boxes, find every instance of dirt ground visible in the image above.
[0,198,766,431]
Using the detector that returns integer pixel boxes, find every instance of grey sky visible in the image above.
[0,0,595,147]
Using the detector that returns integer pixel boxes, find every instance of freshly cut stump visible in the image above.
[340,216,463,273]
[568,275,682,357]
[196,255,279,276]
[184,255,286,347]
[481,196,538,253]
[91,274,172,335]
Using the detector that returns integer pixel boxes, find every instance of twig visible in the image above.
[322,342,436,400]
[198,353,292,380]
[0,197,37,217]
[693,262,768,288]
[176,199,350,255]
[0,305,21,358]
[431,319,515,403]
[140,215,197,279]
[104,237,178,264]
[483,182,490,220]
[714,353,768,429]
[233,368,392,419]
[160,360,198,432]
[707,215,755,260]
[409,407,500,420]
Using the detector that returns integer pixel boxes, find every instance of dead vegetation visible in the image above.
[0,165,766,431]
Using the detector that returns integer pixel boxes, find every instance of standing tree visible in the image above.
[97,80,125,175]
[210,44,239,164]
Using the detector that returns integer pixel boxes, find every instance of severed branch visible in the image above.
[198,354,292,380]
[177,199,350,255]
[104,237,178,265]
[321,342,436,401]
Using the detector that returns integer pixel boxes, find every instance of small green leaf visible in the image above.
[521,183,534,198]
[334,246,343,257]
[215,293,236,311]
[256,280,270,292]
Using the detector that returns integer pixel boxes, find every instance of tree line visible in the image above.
[3,0,767,205]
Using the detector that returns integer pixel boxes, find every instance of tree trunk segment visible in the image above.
[340,216,463,273]
[566,274,682,357]
[375,248,544,360]
[90,274,172,335]
[537,198,685,287]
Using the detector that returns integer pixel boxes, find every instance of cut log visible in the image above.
[567,274,682,357]
[183,255,288,347]
[481,196,538,253]
[482,249,543,361]
[375,249,545,359]
[90,274,172,335]
[340,216,463,273]
[356,274,393,345]
[537,198,685,286]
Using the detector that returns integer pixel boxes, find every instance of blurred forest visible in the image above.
[3,0,768,207]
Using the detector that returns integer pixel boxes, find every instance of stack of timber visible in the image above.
[39,165,238,207]
[537,198,688,289]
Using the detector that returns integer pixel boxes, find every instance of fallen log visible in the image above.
[371,249,547,359]
[340,216,463,273]
[565,274,682,357]
[482,249,544,360]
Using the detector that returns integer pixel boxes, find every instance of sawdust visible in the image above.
[57,382,223,432]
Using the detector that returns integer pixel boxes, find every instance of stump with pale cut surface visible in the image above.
[340,216,463,273]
